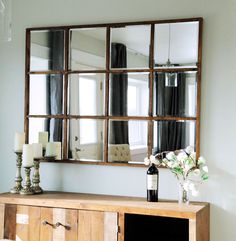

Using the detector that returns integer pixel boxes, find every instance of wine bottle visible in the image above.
[147,163,159,202]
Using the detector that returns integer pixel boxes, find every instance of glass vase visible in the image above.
[178,182,189,204]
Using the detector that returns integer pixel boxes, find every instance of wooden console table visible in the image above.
[0,192,209,241]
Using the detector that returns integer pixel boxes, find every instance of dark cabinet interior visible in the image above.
[125,213,189,241]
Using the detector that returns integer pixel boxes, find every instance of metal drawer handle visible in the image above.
[55,222,71,230]
[42,220,56,228]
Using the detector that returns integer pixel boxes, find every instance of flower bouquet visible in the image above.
[144,146,208,204]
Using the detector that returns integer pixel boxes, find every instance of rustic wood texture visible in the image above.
[65,209,78,241]
[26,17,203,31]
[196,18,203,159]
[0,203,4,239]
[78,210,117,241]
[104,212,118,241]
[4,204,16,240]
[40,207,53,241]
[16,205,40,241]
[117,212,124,241]
[0,192,208,220]
[78,210,104,241]
[196,203,210,241]
[40,207,78,241]
[0,192,209,241]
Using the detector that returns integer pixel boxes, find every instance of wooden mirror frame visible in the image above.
[24,17,203,167]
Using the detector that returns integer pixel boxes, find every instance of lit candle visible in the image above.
[22,144,34,167]
[38,132,48,149]
[14,132,25,152]
[32,143,43,158]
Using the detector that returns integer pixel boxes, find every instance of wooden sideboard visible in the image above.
[0,192,209,241]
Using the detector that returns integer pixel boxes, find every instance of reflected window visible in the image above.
[30,30,64,71]
[29,118,63,144]
[153,120,196,155]
[69,73,105,116]
[69,119,104,161]
[108,120,147,163]
[29,74,63,115]
[109,73,149,116]
[110,25,151,69]
[154,22,199,68]
[70,28,106,70]
[153,72,197,117]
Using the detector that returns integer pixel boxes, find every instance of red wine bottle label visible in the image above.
[147,174,158,190]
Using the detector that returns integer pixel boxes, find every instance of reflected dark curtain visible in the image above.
[153,73,186,154]
[109,43,129,144]
[46,30,64,142]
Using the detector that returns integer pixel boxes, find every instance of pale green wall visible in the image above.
[1,0,236,240]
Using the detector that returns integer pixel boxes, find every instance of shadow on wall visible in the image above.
[201,165,236,241]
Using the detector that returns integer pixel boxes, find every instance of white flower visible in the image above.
[185,146,194,154]
[166,152,176,161]
[190,152,196,161]
[167,161,174,168]
[198,156,206,165]
[184,164,192,172]
[149,155,159,165]
[193,168,201,176]
[202,165,208,173]
[177,152,187,162]
[144,157,150,166]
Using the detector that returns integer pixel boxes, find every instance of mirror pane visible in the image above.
[70,28,106,70]
[29,117,63,159]
[29,74,64,115]
[69,119,104,161]
[108,120,148,163]
[154,22,199,68]
[30,30,65,71]
[153,72,197,117]
[68,73,105,116]
[153,120,196,155]
[109,73,149,116]
[110,25,151,69]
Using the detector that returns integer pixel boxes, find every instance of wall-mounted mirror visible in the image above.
[25,18,202,166]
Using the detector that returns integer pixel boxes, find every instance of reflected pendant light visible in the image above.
[0,0,12,42]
[165,24,177,87]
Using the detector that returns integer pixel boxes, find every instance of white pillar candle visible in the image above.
[32,143,43,158]
[45,142,62,159]
[54,142,62,160]
[45,142,57,157]
[14,132,25,152]
[38,132,48,149]
[22,144,34,167]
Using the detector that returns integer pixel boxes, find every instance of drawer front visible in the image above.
[78,210,118,241]
[41,207,78,241]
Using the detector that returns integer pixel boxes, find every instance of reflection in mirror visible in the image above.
[29,118,63,159]
[69,73,105,116]
[153,72,197,117]
[153,120,196,155]
[69,119,104,161]
[29,74,63,115]
[108,120,148,163]
[30,30,65,71]
[154,22,199,68]
[109,73,149,116]
[110,25,150,69]
[70,28,106,70]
